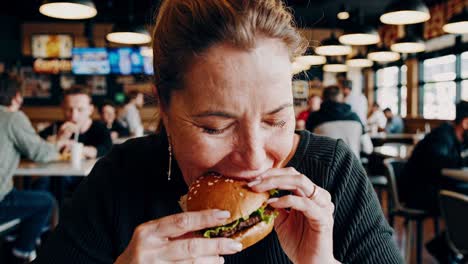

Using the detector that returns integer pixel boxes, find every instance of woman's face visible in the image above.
[162,38,296,186]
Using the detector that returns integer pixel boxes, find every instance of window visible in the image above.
[422,55,457,120]
[375,65,407,117]
[461,52,468,101]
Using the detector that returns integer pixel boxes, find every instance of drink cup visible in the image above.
[70,142,84,168]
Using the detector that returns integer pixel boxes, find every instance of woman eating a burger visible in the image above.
[34,0,404,263]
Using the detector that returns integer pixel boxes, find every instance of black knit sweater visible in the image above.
[34,130,404,263]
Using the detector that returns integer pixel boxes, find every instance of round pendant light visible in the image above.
[368,46,401,63]
[380,0,430,25]
[391,36,426,53]
[339,25,380,46]
[39,0,97,20]
[294,55,326,66]
[346,52,373,68]
[443,8,468,34]
[323,57,348,73]
[106,24,151,45]
[316,33,352,56]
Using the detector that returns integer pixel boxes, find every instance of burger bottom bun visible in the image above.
[231,220,275,250]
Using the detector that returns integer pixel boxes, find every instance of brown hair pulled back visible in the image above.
[152,0,306,108]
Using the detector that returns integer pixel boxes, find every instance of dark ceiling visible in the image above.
[1,0,441,28]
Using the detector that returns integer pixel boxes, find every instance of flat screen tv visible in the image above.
[108,47,143,75]
[71,48,111,75]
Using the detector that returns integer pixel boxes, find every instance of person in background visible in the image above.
[99,100,130,140]
[340,79,368,125]
[383,108,404,134]
[40,85,112,159]
[367,102,387,134]
[38,86,112,192]
[306,85,373,158]
[118,90,144,136]
[0,75,65,263]
[295,94,321,130]
[402,101,468,262]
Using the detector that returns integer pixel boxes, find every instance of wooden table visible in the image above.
[370,133,423,146]
[15,159,97,177]
[373,144,414,160]
[442,168,468,182]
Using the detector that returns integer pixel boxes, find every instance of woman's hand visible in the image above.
[248,168,339,264]
[115,209,243,264]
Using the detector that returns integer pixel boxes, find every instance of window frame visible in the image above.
[373,62,407,116]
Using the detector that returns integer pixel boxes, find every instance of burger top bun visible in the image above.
[186,174,269,224]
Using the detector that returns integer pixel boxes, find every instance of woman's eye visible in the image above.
[269,120,286,128]
[202,127,226,135]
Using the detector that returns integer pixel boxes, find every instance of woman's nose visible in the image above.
[232,129,267,171]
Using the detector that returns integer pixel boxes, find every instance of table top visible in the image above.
[442,167,468,182]
[14,158,97,177]
[373,144,414,159]
[370,133,420,140]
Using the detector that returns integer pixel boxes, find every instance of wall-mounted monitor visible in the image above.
[71,48,111,75]
[140,47,154,75]
[108,47,143,75]
[31,34,73,59]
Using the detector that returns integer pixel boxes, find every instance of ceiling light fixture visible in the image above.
[380,0,430,25]
[443,7,468,34]
[106,0,151,45]
[346,52,373,68]
[39,0,97,19]
[323,57,348,73]
[316,33,352,56]
[368,46,401,63]
[391,36,426,53]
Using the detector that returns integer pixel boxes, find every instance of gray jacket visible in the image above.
[0,106,59,200]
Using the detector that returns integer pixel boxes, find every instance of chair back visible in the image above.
[383,158,407,210]
[439,190,468,255]
[314,121,362,157]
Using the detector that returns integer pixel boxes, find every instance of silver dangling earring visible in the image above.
[167,140,172,181]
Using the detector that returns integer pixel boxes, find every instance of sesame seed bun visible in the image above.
[186,175,269,224]
[185,174,274,249]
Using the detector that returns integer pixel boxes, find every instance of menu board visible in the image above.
[31,34,73,59]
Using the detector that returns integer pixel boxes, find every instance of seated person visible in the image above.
[0,75,66,263]
[402,101,468,215]
[383,108,404,134]
[367,103,387,133]
[37,85,112,192]
[118,90,144,136]
[40,85,112,159]
[306,85,373,157]
[402,101,468,262]
[99,100,130,140]
[295,94,321,130]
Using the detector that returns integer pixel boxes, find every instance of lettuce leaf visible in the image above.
[203,219,240,238]
[202,206,278,238]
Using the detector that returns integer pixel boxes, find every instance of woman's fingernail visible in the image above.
[214,210,230,219]
[247,180,261,187]
[228,241,243,252]
[267,198,279,204]
[220,257,225,264]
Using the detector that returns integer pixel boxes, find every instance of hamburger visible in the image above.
[179,173,278,250]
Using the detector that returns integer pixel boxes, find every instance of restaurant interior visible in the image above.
[1,0,468,263]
